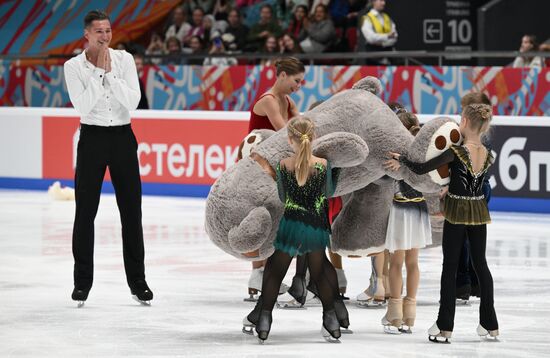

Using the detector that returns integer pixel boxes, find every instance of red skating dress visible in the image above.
[248,93,293,133]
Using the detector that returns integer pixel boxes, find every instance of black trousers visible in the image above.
[437,221,498,331]
[456,238,479,288]
[72,124,145,289]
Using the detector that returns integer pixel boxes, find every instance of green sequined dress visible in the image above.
[274,161,336,256]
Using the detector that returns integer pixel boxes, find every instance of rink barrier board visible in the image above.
[1,107,550,213]
[0,177,549,213]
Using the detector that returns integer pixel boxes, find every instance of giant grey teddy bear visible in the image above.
[205,77,461,260]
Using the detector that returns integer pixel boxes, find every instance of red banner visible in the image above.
[42,116,249,185]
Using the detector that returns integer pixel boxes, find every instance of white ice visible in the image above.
[1,189,549,357]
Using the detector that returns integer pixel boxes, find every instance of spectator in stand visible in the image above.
[541,39,550,67]
[246,4,283,52]
[184,8,206,46]
[213,0,232,21]
[357,0,397,65]
[203,14,215,44]
[287,5,308,43]
[186,36,206,65]
[223,9,249,52]
[146,33,165,64]
[182,0,216,17]
[347,0,366,27]
[204,33,238,66]
[260,35,280,66]
[300,4,336,53]
[279,33,303,54]
[329,0,364,29]
[165,6,192,44]
[309,0,330,16]
[133,54,150,109]
[329,0,349,29]
[512,35,545,69]
[164,36,185,65]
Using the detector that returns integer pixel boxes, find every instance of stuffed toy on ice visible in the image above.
[205,77,461,260]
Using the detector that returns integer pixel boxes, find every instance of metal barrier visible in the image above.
[1,50,549,67]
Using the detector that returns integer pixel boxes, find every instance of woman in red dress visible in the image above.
[246,57,305,300]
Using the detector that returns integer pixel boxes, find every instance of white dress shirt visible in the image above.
[64,49,141,126]
[361,9,397,48]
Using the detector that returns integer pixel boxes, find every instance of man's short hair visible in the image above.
[84,10,110,28]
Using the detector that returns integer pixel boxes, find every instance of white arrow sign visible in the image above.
[424,19,443,44]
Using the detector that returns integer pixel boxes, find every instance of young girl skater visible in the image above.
[385,104,499,343]
[246,57,304,301]
[243,116,346,343]
[381,112,432,334]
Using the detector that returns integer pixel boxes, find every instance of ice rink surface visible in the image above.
[1,189,549,357]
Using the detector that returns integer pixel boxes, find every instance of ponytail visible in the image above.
[287,116,315,186]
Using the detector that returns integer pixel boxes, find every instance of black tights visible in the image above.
[437,221,498,331]
[261,249,339,312]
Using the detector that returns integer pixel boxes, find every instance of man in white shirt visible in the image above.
[64,10,153,306]
[356,0,397,65]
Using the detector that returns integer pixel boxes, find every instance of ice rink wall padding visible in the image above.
[1,107,549,213]
[1,65,549,116]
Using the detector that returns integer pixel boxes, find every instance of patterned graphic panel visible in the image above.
[1,63,549,115]
[0,0,178,56]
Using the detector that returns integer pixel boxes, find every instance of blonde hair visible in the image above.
[287,116,315,186]
[463,103,492,133]
[397,112,420,136]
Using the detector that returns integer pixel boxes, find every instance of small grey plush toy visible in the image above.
[205,77,460,260]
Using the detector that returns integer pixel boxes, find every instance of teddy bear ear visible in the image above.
[237,132,263,160]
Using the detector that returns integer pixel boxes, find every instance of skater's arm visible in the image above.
[276,163,286,203]
[325,162,339,197]
[64,60,105,115]
[104,50,141,110]
[385,149,454,175]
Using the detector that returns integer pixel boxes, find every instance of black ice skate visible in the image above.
[255,310,272,343]
[242,296,263,335]
[71,286,90,308]
[130,279,153,305]
[428,322,452,343]
[277,275,308,309]
[321,309,341,343]
[334,299,352,334]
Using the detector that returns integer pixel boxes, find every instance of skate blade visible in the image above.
[132,295,151,306]
[276,302,306,309]
[76,301,85,308]
[429,335,450,344]
[383,325,402,335]
[399,326,412,334]
[321,327,341,343]
[341,328,353,334]
[479,335,499,342]
[243,294,259,302]
[258,338,266,344]
[357,299,386,308]
[242,326,255,336]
